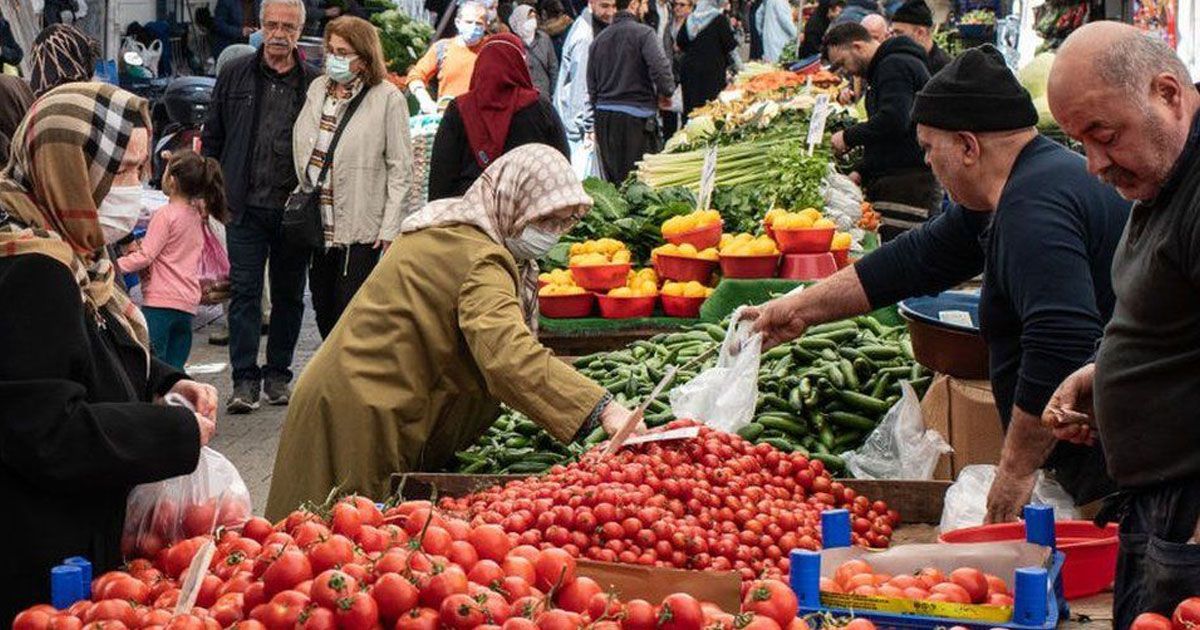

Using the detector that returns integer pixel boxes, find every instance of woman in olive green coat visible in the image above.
[266,145,634,519]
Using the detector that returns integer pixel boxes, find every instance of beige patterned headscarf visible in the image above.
[401,144,591,330]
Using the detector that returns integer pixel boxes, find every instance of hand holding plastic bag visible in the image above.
[669,309,762,433]
[842,381,952,480]
[939,464,1080,533]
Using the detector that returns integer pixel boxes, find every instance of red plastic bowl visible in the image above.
[596,293,657,319]
[720,254,780,279]
[655,254,718,283]
[538,292,595,318]
[661,294,706,318]
[831,247,850,269]
[569,262,632,291]
[775,227,835,254]
[939,520,1118,600]
[665,221,723,251]
[780,253,837,281]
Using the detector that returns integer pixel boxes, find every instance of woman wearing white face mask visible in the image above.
[292,16,414,339]
[507,4,558,97]
[0,83,218,621]
[265,145,641,518]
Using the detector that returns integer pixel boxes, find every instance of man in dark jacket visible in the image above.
[890,0,951,75]
[211,0,259,59]
[825,22,939,240]
[202,0,317,414]
[587,0,675,183]
[746,45,1128,532]
[0,17,21,67]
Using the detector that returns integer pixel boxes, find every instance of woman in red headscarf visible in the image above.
[428,33,570,200]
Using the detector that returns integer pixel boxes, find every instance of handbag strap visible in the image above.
[314,86,370,187]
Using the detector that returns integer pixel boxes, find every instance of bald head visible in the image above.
[1047,21,1199,201]
[861,14,889,42]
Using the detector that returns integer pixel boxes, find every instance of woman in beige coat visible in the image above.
[265,145,637,519]
[293,16,413,338]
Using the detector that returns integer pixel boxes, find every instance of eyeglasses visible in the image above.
[263,20,302,34]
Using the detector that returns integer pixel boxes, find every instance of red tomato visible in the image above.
[555,576,602,614]
[83,600,138,628]
[984,574,1009,596]
[232,621,267,630]
[842,620,876,630]
[930,582,971,604]
[334,591,379,630]
[534,609,582,630]
[742,580,799,627]
[1130,613,1173,630]
[818,578,842,594]
[834,560,873,589]
[622,599,657,630]
[331,502,364,539]
[261,549,313,597]
[468,559,506,588]
[241,517,274,543]
[394,608,441,630]
[98,577,150,605]
[48,615,83,630]
[447,540,480,571]
[533,548,576,591]
[183,501,218,537]
[311,569,359,609]
[658,593,704,630]
[1174,597,1200,630]
[739,616,782,630]
[295,606,336,630]
[470,524,513,563]
[420,566,468,608]
[502,618,539,630]
[916,567,944,590]
[209,593,245,628]
[502,557,536,584]
[948,568,989,604]
[373,572,421,622]
[13,608,52,630]
[307,535,354,574]
[986,593,1014,607]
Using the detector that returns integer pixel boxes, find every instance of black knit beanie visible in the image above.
[911,45,1039,132]
[891,0,932,26]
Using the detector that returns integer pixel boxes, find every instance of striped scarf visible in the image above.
[305,79,364,249]
[0,82,152,366]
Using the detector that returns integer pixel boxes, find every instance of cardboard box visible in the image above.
[921,375,1004,479]
[576,560,742,612]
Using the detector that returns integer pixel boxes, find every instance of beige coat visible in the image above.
[265,224,607,519]
[292,77,414,245]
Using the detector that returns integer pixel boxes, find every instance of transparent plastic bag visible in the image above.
[939,464,1081,533]
[842,381,952,480]
[669,310,762,433]
[121,446,251,558]
[198,219,230,305]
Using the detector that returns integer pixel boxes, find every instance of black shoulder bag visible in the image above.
[282,87,369,250]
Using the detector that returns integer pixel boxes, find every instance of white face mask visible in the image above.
[515,18,537,44]
[98,185,144,244]
[457,20,486,45]
[505,225,559,260]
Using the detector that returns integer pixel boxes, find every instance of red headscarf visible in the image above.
[455,33,541,168]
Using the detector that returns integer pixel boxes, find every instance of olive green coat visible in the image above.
[265,224,605,519]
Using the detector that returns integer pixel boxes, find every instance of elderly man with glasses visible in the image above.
[202,0,320,415]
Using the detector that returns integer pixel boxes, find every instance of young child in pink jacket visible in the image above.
[118,151,229,368]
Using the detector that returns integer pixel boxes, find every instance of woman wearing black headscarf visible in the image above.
[28,23,98,98]
[797,0,843,59]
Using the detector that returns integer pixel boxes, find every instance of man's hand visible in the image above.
[985,468,1037,524]
[1042,363,1097,445]
[837,87,856,105]
[599,401,646,437]
[195,412,216,446]
[740,295,809,350]
[170,379,219,421]
[830,131,849,155]
[848,171,862,185]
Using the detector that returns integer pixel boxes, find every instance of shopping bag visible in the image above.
[198,219,230,305]
[669,309,762,434]
[939,464,1080,533]
[841,381,952,480]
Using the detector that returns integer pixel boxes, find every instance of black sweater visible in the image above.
[587,12,676,110]
[855,136,1132,502]
[0,254,201,624]
[1095,113,1200,489]
[427,97,570,201]
[842,36,929,180]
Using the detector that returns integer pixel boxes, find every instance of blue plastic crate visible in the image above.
[790,506,1069,630]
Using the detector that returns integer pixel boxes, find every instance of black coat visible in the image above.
[428,97,570,200]
[842,35,930,180]
[201,48,318,220]
[0,254,200,624]
[677,15,738,117]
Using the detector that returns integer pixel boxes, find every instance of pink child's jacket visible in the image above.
[117,201,204,315]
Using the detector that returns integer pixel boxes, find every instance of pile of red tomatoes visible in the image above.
[440,421,900,581]
[821,560,1014,607]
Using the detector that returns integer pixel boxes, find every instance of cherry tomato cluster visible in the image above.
[439,421,900,581]
[14,497,817,630]
[820,560,1014,607]
[1131,596,1200,630]
[123,496,251,560]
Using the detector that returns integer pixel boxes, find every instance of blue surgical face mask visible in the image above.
[325,54,357,83]
[457,21,486,45]
[505,225,559,260]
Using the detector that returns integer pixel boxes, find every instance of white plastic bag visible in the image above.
[939,464,1081,533]
[669,310,762,433]
[121,445,252,558]
[842,382,952,480]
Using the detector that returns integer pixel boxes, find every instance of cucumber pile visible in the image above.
[447,315,931,475]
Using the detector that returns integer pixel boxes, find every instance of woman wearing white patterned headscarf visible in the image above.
[265,144,639,518]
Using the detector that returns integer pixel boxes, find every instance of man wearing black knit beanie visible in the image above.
[746,45,1131,524]
[890,0,951,75]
